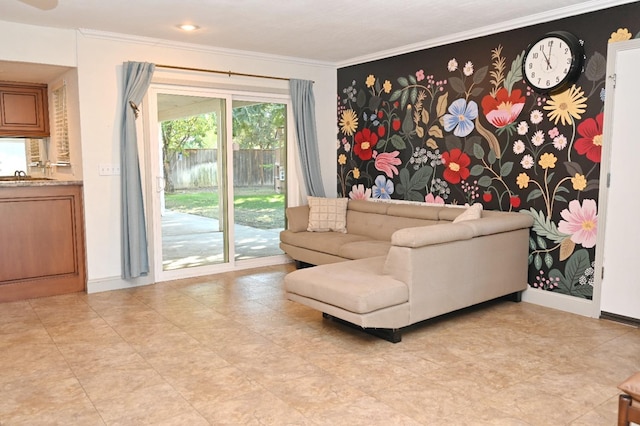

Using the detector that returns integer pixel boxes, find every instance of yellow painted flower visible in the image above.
[338,154,346,165]
[366,74,376,88]
[571,173,587,191]
[543,85,587,126]
[538,152,557,170]
[353,167,360,179]
[383,80,392,94]
[339,109,358,136]
[516,173,530,189]
[609,28,632,43]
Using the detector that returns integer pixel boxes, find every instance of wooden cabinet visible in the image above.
[0,81,50,137]
[0,183,86,302]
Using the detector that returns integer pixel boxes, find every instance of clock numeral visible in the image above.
[533,52,539,59]
[546,79,551,87]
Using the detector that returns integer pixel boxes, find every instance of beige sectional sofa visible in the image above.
[280,199,534,342]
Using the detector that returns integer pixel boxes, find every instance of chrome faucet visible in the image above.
[14,170,27,180]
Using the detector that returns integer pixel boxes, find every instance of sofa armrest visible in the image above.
[391,223,474,248]
[286,205,310,232]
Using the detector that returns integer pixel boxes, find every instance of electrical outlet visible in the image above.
[99,163,120,176]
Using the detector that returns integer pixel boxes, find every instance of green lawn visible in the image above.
[164,187,285,230]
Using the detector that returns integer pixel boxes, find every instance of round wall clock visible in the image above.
[522,31,585,94]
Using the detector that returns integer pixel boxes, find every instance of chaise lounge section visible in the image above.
[281,199,534,342]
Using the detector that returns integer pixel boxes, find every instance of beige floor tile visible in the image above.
[0,264,637,425]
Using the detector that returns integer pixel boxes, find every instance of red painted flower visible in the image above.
[510,195,521,209]
[377,126,386,137]
[574,113,603,163]
[481,88,525,129]
[353,128,378,161]
[482,192,492,203]
[391,119,401,131]
[441,148,471,184]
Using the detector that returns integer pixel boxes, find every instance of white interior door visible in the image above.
[596,39,640,321]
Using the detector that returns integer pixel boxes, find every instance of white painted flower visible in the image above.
[513,140,525,155]
[463,61,474,76]
[517,121,529,135]
[520,154,534,169]
[532,130,545,147]
[530,109,544,124]
[553,135,568,150]
[448,58,458,72]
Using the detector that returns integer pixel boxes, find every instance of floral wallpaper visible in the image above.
[336,3,640,300]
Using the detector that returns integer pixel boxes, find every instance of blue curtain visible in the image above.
[289,79,326,197]
[120,62,155,279]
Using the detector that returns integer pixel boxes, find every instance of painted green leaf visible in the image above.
[529,237,536,250]
[445,135,462,151]
[400,90,409,109]
[549,268,569,294]
[528,253,534,265]
[487,149,496,165]
[473,65,489,85]
[534,253,542,270]
[585,51,606,82]
[546,171,555,184]
[565,249,591,287]
[368,95,381,111]
[564,161,583,176]
[398,76,409,87]
[544,253,553,269]
[556,186,570,194]
[470,164,484,176]
[521,208,569,243]
[449,76,466,94]
[407,190,423,201]
[473,143,485,160]
[408,74,417,85]
[356,89,367,108]
[470,87,484,97]
[389,90,402,102]
[505,51,524,93]
[410,87,417,105]
[477,175,492,187]
[585,180,599,192]
[409,165,433,190]
[526,189,543,202]
[396,183,406,196]
[572,285,593,298]
[375,138,387,150]
[536,236,547,250]
[554,195,568,204]
[500,161,513,177]
[390,134,406,150]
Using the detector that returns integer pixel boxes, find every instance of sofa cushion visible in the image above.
[339,240,391,259]
[280,229,369,256]
[285,257,408,314]
[452,203,483,223]
[307,196,348,233]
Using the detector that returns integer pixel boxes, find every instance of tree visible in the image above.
[161,114,215,192]
[232,103,285,149]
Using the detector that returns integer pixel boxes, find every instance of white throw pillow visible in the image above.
[307,196,348,233]
[452,203,483,223]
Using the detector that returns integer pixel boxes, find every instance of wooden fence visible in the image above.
[168,148,282,190]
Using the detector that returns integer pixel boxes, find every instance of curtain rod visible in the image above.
[156,64,294,82]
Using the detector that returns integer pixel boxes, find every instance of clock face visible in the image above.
[523,33,582,93]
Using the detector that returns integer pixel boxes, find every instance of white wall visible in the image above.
[74,32,337,292]
[0,21,337,294]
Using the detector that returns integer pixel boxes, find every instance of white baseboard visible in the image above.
[87,275,155,294]
[522,287,598,318]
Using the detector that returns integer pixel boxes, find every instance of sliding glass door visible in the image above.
[146,86,288,281]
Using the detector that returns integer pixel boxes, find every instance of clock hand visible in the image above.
[541,49,551,70]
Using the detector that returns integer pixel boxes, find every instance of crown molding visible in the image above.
[337,0,638,68]
[77,28,336,69]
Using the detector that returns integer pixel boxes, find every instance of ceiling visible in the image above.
[0,0,634,66]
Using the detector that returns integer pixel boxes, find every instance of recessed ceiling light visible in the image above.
[178,24,200,32]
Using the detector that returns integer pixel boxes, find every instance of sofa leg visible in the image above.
[295,260,314,269]
[507,291,523,302]
[322,313,402,343]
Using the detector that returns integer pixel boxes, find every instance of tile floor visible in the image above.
[0,264,638,425]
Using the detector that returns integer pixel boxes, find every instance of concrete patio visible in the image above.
[161,210,283,270]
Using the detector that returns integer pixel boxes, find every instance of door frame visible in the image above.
[592,38,640,318]
[142,83,297,283]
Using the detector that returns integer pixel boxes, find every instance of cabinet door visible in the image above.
[0,82,50,137]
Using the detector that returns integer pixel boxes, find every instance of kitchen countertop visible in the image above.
[0,178,83,187]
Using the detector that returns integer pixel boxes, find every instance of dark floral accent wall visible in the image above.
[337,3,640,300]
